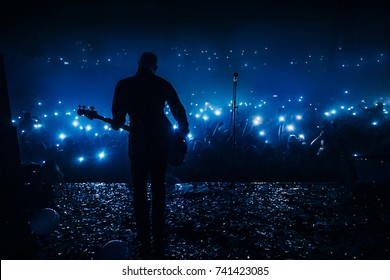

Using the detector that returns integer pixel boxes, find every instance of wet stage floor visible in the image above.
[27,181,390,260]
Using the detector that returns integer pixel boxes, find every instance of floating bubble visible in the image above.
[30,208,60,235]
[97,240,129,260]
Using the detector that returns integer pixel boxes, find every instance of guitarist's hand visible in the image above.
[111,120,122,131]
[179,128,189,138]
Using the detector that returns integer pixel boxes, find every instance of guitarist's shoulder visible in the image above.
[116,76,136,86]
[153,75,175,89]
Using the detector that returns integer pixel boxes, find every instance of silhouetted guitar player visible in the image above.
[110,52,189,258]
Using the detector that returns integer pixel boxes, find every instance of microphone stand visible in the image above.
[231,72,239,186]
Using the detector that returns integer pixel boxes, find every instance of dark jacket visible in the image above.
[111,69,189,154]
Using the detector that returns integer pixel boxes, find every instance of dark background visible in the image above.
[1,0,389,114]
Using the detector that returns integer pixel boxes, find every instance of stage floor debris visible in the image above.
[27,181,390,260]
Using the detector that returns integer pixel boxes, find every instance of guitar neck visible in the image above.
[95,115,130,132]
[77,107,130,132]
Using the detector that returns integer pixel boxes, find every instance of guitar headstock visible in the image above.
[77,105,98,120]
[76,104,129,131]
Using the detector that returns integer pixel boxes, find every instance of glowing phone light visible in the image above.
[286,124,294,131]
[252,116,262,126]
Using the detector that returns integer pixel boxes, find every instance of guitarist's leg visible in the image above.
[130,149,151,255]
[150,147,169,257]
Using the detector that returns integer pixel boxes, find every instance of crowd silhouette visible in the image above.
[16,99,389,185]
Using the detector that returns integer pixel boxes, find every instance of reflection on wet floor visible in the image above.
[28,181,390,260]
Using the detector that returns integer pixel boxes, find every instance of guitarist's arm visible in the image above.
[111,80,127,130]
[102,116,130,132]
[167,84,189,136]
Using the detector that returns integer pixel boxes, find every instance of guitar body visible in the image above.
[168,129,188,166]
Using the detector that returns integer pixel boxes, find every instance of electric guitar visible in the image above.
[76,105,187,166]
[77,105,130,131]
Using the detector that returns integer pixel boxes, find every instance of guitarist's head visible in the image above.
[138,52,158,74]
